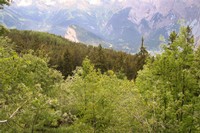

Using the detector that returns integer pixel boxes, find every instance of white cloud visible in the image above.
[44,0,55,6]
[12,0,160,11]
[118,0,126,2]
[16,0,32,6]
[14,0,126,8]
[88,0,101,5]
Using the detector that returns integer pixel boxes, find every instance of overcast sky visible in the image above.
[13,0,159,7]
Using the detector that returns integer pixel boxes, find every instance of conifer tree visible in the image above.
[136,37,148,76]
[139,36,148,56]
[94,44,107,73]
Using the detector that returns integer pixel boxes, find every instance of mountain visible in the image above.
[104,7,141,52]
[1,0,200,52]
[65,25,112,47]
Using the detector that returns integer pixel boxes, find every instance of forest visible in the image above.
[1,25,200,133]
[0,1,200,133]
[4,29,148,80]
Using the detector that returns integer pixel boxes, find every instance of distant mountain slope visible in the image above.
[104,7,141,52]
[1,0,200,52]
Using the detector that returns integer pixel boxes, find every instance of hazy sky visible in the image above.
[11,0,173,23]
[13,0,199,7]
[11,0,198,21]
[14,0,153,7]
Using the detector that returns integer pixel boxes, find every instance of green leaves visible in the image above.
[135,26,200,132]
[59,58,145,132]
[0,37,63,132]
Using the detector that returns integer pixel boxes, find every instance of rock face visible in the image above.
[65,26,79,43]
[1,0,200,52]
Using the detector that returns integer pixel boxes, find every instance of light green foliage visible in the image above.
[0,37,63,132]
[60,58,145,132]
[136,27,200,132]
[193,47,200,94]
[0,39,144,132]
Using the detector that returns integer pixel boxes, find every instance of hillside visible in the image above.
[4,29,148,79]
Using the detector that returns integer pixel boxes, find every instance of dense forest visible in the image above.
[0,1,200,132]
[4,29,148,80]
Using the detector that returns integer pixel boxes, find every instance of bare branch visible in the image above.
[0,100,27,124]
[0,120,7,123]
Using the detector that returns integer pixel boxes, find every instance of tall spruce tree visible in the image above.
[136,37,148,76]
[139,36,148,56]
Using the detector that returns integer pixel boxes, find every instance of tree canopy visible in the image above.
[136,26,200,132]
[0,0,10,8]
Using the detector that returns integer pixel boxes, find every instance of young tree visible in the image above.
[136,26,199,132]
[0,37,64,132]
[61,58,146,132]
[135,37,149,78]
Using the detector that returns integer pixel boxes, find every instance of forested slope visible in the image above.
[4,29,148,79]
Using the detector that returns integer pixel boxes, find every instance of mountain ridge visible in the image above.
[1,0,200,52]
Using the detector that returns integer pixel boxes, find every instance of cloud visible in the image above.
[43,0,56,6]
[118,0,126,2]
[14,0,126,8]
[88,0,101,5]
[13,0,160,11]
[16,0,32,6]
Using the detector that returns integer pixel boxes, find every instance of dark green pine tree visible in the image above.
[139,36,148,56]
[61,50,73,77]
[136,37,148,74]
[95,44,107,73]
